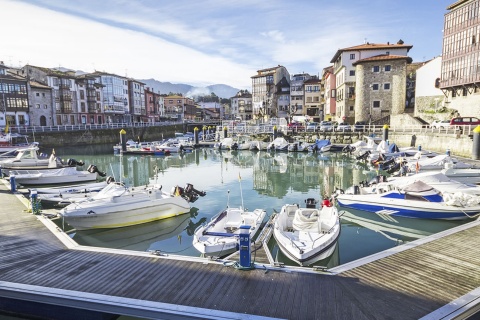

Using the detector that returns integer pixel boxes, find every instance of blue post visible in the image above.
[238,225,251,268]
[30,189,38,214]
[446,149,451,156]
[418,145,422,151]
[10,175,16,193]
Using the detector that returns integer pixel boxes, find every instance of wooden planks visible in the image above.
[2,181,480,319]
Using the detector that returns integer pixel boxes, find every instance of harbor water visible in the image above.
[45,144,468,268]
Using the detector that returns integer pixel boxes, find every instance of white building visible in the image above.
[415,56,445,118]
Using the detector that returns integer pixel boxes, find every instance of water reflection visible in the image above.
[51,145,468,267]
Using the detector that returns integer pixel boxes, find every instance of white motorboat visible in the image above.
[59,182,206,230]
[0,133,32,153]
[335,180,480,220]
[31,180,110,194]
[0,145,82,175]
[214,137,237,150]
[404,154,472,171]
[192,206,266,257]
[287,139,311,152]
[273,198,341,266]
[267,137,289,152]
[10,165,106,186]
[249,140,269,151]
[38,191,101,207]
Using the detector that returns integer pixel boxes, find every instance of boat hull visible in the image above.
[336,196,480,220]
[61,193,191,230]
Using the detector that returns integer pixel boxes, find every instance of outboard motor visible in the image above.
[356,150,371,162]
[231,143,239,151]
[305,198,317,209]
[173,183,207,203]
[386,162,401,174]
[87,164,107,177]
[106,176,115,184]
[67,158,85,167]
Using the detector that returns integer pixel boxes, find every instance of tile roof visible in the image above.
[330,42,413,63]
[352,54,413,65]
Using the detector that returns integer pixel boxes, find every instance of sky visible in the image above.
[1,0,453,89]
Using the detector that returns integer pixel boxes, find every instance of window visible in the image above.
[372,84,379,90]
[35,92,40,97]
[350,53,355,60]
[373,66,380,72]
[373,101,380,108]
[384,83,391,90]
[385,65,391,72]
[331,89,336,98]
[349,70,355,76]
[349,106,354,111]
[35,104,40,108]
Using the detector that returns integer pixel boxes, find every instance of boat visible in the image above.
[213,137,239,150]
[10,165,106,186]
[31,180,110,194]
[0,145,82,175]
[335,180,480,220]
[38,191,101,207]
[287,139,311,152]
[266,137,289,152]
[0,133,32,153]
[308,139,332,153]
[192,206,266,257]
[340,208,465,243]
[273,198,341,266]
[59,181,206,230]
[249,140,269,151]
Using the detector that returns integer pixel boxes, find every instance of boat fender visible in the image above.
[322,199,332,207]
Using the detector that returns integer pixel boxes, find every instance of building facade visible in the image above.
[0,62,29,128]
[290,73,312,117]
[330,41,412,124]
[145,87,164,123]
[93,71,129,124]
[303,77,321,123]
[322,66,336,121]
[251,65,290,121]
[353,54,412,124]
[440,0,480,117]
[230,90,252,120]
[128,79,146,123]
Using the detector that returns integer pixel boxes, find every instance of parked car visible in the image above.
[288,121,305,131]
[306,122,320,132]
[450,117,480,127]
[354,121,367,132]
[336,122,352,132]
[431,119,451,129]
[319,121,334,132]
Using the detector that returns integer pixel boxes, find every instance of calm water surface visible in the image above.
[47,144,468,268]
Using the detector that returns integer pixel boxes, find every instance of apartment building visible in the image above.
[0,62,29,128]
[230,90,252,120]
[303,77,322,122]
[251,65,290,121]
[128,79,146,123]
[322,66,336,121]
[76,74,104,124]
[440,0,480,117]
[330,41,412,124]
[92,71,129,124]
[290,73,313,117]
[145,87,164,123]
[164,95,195,121]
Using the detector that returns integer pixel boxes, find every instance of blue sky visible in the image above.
[1,0,452,89]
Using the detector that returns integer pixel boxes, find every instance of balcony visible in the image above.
[59,84,71,89]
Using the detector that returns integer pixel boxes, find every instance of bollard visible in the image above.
[120,129,127,153]
[418,145,422,151]
[10,175,16,193]
[472,126,480,160]
[273,125,277,139]
[382,124,389,141]
[223,126,228,139]
[30,189,38,214]
[194,127,199,145]
[238,225,251,268]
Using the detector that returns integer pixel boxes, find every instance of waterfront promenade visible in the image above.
[2,181,480,319]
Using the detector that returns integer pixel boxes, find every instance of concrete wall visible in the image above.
[32,124,184,148]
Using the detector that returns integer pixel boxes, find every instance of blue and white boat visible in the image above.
[308,139,331,152]
[335,180,480,220]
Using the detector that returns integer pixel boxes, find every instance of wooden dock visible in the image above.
[2,181,480,319]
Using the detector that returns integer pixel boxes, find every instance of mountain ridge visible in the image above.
[140,79,241,99]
